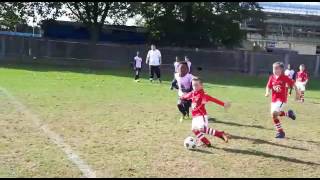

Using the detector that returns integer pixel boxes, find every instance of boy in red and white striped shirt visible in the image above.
[295,64,309,103]
[265,62,300,138]
[180,77,230,147]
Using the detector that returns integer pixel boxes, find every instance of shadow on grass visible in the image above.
[212,146,320,166]
[191,148,214,154]
[2,62,320,90]
[287,137,320,146]
[229,134,309,151]
[208,118,273,131]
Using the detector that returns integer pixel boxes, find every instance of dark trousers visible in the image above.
[134,68,141,80]
[149,65,161,80]
[177,99,192,117]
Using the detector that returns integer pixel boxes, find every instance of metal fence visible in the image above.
[0,34,319,77]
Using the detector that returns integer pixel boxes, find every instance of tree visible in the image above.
[0,2,63,31]
[1,2,136,44]
[62,2,135,44]
[0,2,30,31]
[138,2,264,48]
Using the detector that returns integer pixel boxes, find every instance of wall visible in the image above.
[0,35,319,77]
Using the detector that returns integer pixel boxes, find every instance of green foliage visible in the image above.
[0,2,264,47]
[0,2,29,31]
[138,2,264,48]
[0,2,63,31]
[62,2,136,43]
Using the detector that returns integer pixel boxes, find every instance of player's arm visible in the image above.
[158,51,162,65]
[287,76,301,100]
[133,58,136,70]
[293,83,301,101]
[205,94,230,109]
[146,51,150,64]
[265,76,272,97]
[181,91,193,100]
[265,87,271,97]
[304,73,309,85]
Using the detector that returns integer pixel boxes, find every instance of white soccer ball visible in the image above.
[184,136,196,150]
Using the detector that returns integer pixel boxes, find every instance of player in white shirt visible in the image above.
[133,51,143,82]
[284,64,295,95]
[174,62,194,122]
[184,56,192,73]
[170,56,181,90]
[146,44,162,83]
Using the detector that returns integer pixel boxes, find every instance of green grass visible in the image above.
[0,64,320,177]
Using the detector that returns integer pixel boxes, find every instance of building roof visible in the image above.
[41,20,147,33]
[259,2,320,16]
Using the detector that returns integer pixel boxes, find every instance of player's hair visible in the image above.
[192,76,203,84]
[273,61,284,70]
[300,64,305,68]
[179,61,188,66]
[178,61,189,71]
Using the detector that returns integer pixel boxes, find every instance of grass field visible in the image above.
[0,64,320,178]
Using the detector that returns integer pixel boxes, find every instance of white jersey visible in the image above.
[147,49,161,66]
[174,62,179,73]
[134,56,142,68]
[186,61,191,72]
[175,73,193,97]
[284,69,295,79]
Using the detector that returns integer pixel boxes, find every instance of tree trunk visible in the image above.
[89,24,100,45]
[88,24,101,60]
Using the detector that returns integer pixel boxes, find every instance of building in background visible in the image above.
[241,2,320,55]
[41,20,147,44]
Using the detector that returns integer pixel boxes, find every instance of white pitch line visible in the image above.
[0,87,97,178]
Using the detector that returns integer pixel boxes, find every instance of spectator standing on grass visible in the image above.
[146,44,162,83]
[133,51,143,82]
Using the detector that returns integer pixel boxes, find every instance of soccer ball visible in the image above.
[184,136,196,150]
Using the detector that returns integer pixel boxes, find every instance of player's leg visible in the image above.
[271,102,285,138]
[201,116,229,143]
[177,99,187,122]
[296,82,306,102]
[185,100,192,119]
[149,66,154,82]
[301,91,305,102]
[192,116,211,147]
[170,78,178,90]
[300,84,306,103]
[134,68,139,81]
[138,68,141,79]
[156,66,161,83]
[289,87,293,96]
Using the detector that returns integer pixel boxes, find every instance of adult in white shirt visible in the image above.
[133,51,143,82]
[284,64,295,95]
[146,44,162,83]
